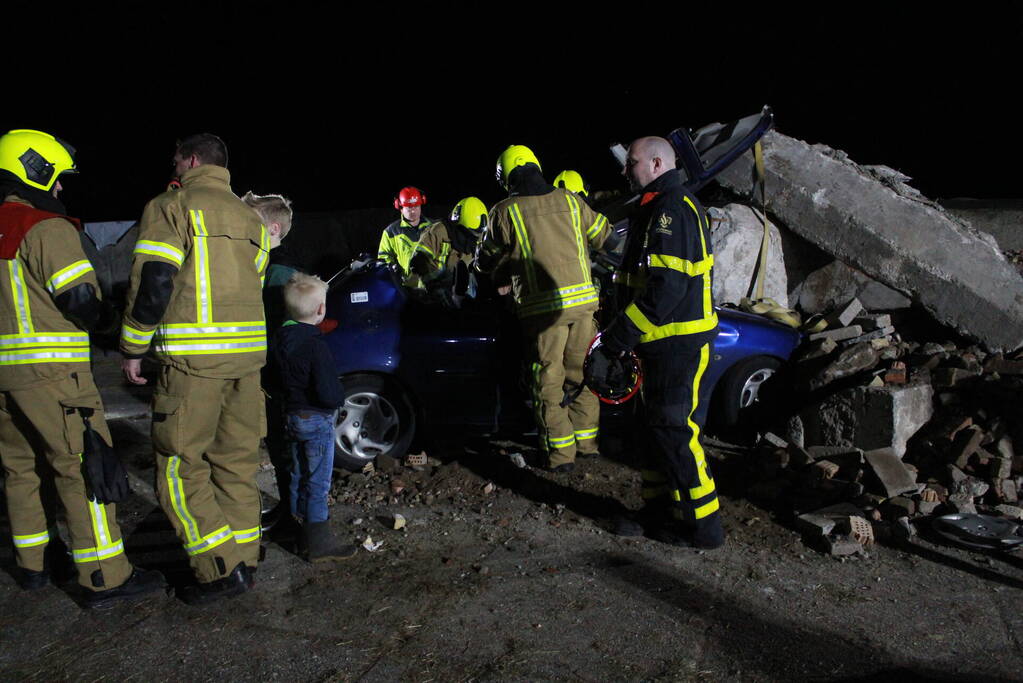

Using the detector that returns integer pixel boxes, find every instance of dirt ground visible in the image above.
[3,411,1023,682]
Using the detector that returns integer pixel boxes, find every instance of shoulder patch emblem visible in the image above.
[655,213,673,235]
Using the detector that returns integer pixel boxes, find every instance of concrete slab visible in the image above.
[717,131,1023,351]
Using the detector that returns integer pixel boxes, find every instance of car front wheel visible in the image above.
[712,355,782,428]
[333,374,415,471]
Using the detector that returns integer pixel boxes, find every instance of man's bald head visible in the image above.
[624,136,677,193]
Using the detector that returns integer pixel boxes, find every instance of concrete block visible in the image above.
[882,496,916,519]
[809,325,863,343]
[951,426,986,468]
[813,460,840,480]
[854,313,893,331]
[800,383,934,457]
[993,456,1013,481]
[761,432,788,449]
[932,367,982,388]
[807,342,879,390]
[807,446,864,461]
[799,337,838,361]
[827,298,863,328]
[716,131,1023,351]
[947,493,977,514]
[1002,479,1019,503]
[825,534,864,556]
[840,326,896,347]
[995,503,1023,520]
[984,357,1023,375]
[918,500,941,515]
[864,448,919,497]
[707,204,789,306]
[797,260,911,313]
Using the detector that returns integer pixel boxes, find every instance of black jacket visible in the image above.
[271,321,344,414]
[604,169,718,354]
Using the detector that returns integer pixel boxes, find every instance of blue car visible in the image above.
[322,259,800,470]
[323,106,801,469]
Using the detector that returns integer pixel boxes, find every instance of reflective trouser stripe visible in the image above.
[642,469,668,500]
[184,525,234,557]
[134,240,184,266]
[574,428,598,442]
[73,539,125,563]
[46,259,94,293]
[694,497,720,519]
[13,530,50,548]
[166,455,201,543]
[87,494,111,548]
[687,344,715,501]
[531,362,546,451]
[233,527,260,544]
[548,433,575,449]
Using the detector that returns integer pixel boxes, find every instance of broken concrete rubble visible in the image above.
[796,260,911,314]
[716,130,1023,351]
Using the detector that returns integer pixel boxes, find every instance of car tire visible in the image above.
[333,374,416,471]
[712,355,782,428]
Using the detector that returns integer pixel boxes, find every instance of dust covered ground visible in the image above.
[3,413,1023,682]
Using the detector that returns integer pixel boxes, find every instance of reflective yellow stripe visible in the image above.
[233,527,260,544]
[8,259,33,334]
[647,253,714,276]
[158,322,266,337]
[46,259,94,293]
[548,433,576,449]
[254,224,270,273]
[154,339,267,355]
[121,324,155,345]
[518,291,599,318]
[184,525,233,556]
[0,348,90,365]
[624,303,718,343]
[135,239,184,266]
[694,497,720,520]
[586,213,607,240]
[0,332,89,347]
[72,539,124,563]
[13,530,50,548]
[564,193,591,286]
[508,203,537,292]
[530,362,547,452]
[166,456,200,544]
[687,344,716,500]
[416,240,436,258]
[190,210,212,324]
[574,428,598,441]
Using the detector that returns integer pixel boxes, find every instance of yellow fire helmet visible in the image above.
[0,129,77,192]
[450,196,488,231]
[495,144,541,190]
[553,169,588,196]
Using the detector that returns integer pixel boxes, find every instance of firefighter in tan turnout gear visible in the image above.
[477,145,618,472]
[409,196,487,301]
[0,129,164,606]
[121,133,271,604]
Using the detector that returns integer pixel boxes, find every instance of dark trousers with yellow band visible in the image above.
[522,306,600,468]
[151,367,264,584]
[637,342,723,540]
[0,372,133,590]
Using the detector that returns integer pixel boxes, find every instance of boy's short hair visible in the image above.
[283,272,328,320]
[241,191,294,239]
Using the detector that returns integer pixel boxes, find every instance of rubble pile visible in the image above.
[744,296,1023,557]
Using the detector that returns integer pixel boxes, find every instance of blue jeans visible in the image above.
[286,410,336,524]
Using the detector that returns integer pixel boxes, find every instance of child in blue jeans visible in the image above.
[272,273,357,561]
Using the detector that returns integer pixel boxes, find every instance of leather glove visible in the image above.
[80,411,129,505]
[585,342,626,397]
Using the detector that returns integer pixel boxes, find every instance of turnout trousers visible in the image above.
[151,366,264,583]
[521,305,600,467]
[0,371,133,591]
[637,341,722,537]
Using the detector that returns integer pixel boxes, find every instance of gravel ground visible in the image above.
[3,410,1023,682]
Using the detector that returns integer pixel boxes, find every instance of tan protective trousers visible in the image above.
[151,367,264,584]
[521,306,600,467]
[0,371,133,591]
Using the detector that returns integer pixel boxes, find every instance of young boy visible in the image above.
[273,273,357,561]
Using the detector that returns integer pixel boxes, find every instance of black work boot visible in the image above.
[178,563,251,606]
[302,522,358,563]
[16,536,76,590]
[650,517,725,550]
[611,502,669,537]
[84,568,166,609]
[16,568,50,591]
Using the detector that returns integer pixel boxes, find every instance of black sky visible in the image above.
[9,6,1022,221]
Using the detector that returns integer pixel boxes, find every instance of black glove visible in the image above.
[585,342,627,397]
[80,411,129,505]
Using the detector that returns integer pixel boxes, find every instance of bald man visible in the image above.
[600,136,724,549]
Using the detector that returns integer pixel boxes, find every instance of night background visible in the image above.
[7,6,1021,222]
